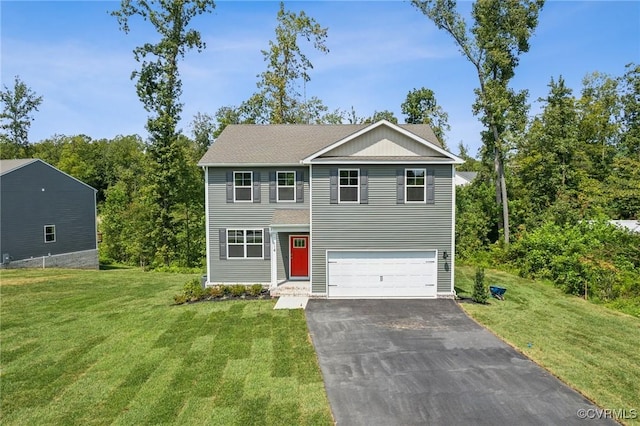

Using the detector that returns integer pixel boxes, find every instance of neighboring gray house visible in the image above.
[0,159,98,269]
[455,171,477,186]
[198,120,464,298]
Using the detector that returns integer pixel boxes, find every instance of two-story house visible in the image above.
[198,120,463,298]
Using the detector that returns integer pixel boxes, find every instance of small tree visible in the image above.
[0,75,43,155]
[472,267,488,303]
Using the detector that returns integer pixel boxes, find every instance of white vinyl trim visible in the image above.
[308,159,460,165]
[199,163,302,168]
[270,229,278,289]
[204,167,211,285]
[309,163,314,294]
[451,165,456,295]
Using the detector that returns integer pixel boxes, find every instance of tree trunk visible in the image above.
[493,148,503,231]
[490,124,510,246]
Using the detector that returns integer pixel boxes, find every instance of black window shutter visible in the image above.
[263,228,270,260]
[396,169,405,204]
[219,228,227,260]
[269,171,277,203]
[360,169,368,204]
[226,171,233,203]
[426,169,435,204]
[253,172,261,203]
[330,168,338,204]
[296,170,304,203]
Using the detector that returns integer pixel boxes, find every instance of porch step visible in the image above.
[270,282,310,297]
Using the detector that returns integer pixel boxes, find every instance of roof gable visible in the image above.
[302,120,463,164]
[317,125,442,158]
[0,159,97,192]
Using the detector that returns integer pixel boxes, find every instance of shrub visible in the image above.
[508,220,640,301]
[219,285,232,296]
[230,285,246,297]
[173,294,187,304]
[183,278,204,301]
[208,286,223,298]
[472,267,488,304]
[249,284,263,296]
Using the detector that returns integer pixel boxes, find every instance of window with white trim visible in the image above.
[234,171,253,202]
[227,229,263,258]
[406,169,426,202]
[44,225,56,243]
[339,169,359,203]
[277,171,295,202]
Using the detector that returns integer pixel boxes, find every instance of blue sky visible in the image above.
[2,1,639,157]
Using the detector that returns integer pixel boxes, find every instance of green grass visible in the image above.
[0,268,332,425]
[456,265,640,426]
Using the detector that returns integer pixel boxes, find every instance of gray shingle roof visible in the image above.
[456,171,478,182]
[0,159,38,176]
[198,123,442,166]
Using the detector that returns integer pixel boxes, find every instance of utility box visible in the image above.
[2,253,10,264]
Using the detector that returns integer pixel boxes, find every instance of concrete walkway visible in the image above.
[273,296,308,310]
[306,299,616,426]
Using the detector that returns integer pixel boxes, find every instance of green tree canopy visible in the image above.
[401,87,450,145]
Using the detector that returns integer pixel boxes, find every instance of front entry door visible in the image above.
[290,235,309,278]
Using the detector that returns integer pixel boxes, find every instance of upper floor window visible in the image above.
[44,225,56,243]
[339,169,359,203]
[406,169,426,202]
[277,171,296,202]
[234,171,252,202]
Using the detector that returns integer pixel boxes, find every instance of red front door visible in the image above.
[290,235,309,278]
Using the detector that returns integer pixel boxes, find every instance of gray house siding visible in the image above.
[207,167,309,283]
[311,164,453,294]
[0,161,97,263]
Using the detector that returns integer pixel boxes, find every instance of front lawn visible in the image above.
[456,265,640,425]
[0,268,332,425]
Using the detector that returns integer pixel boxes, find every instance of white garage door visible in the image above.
[327,250,437,298]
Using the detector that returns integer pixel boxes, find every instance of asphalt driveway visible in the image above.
[306,299,615,426]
